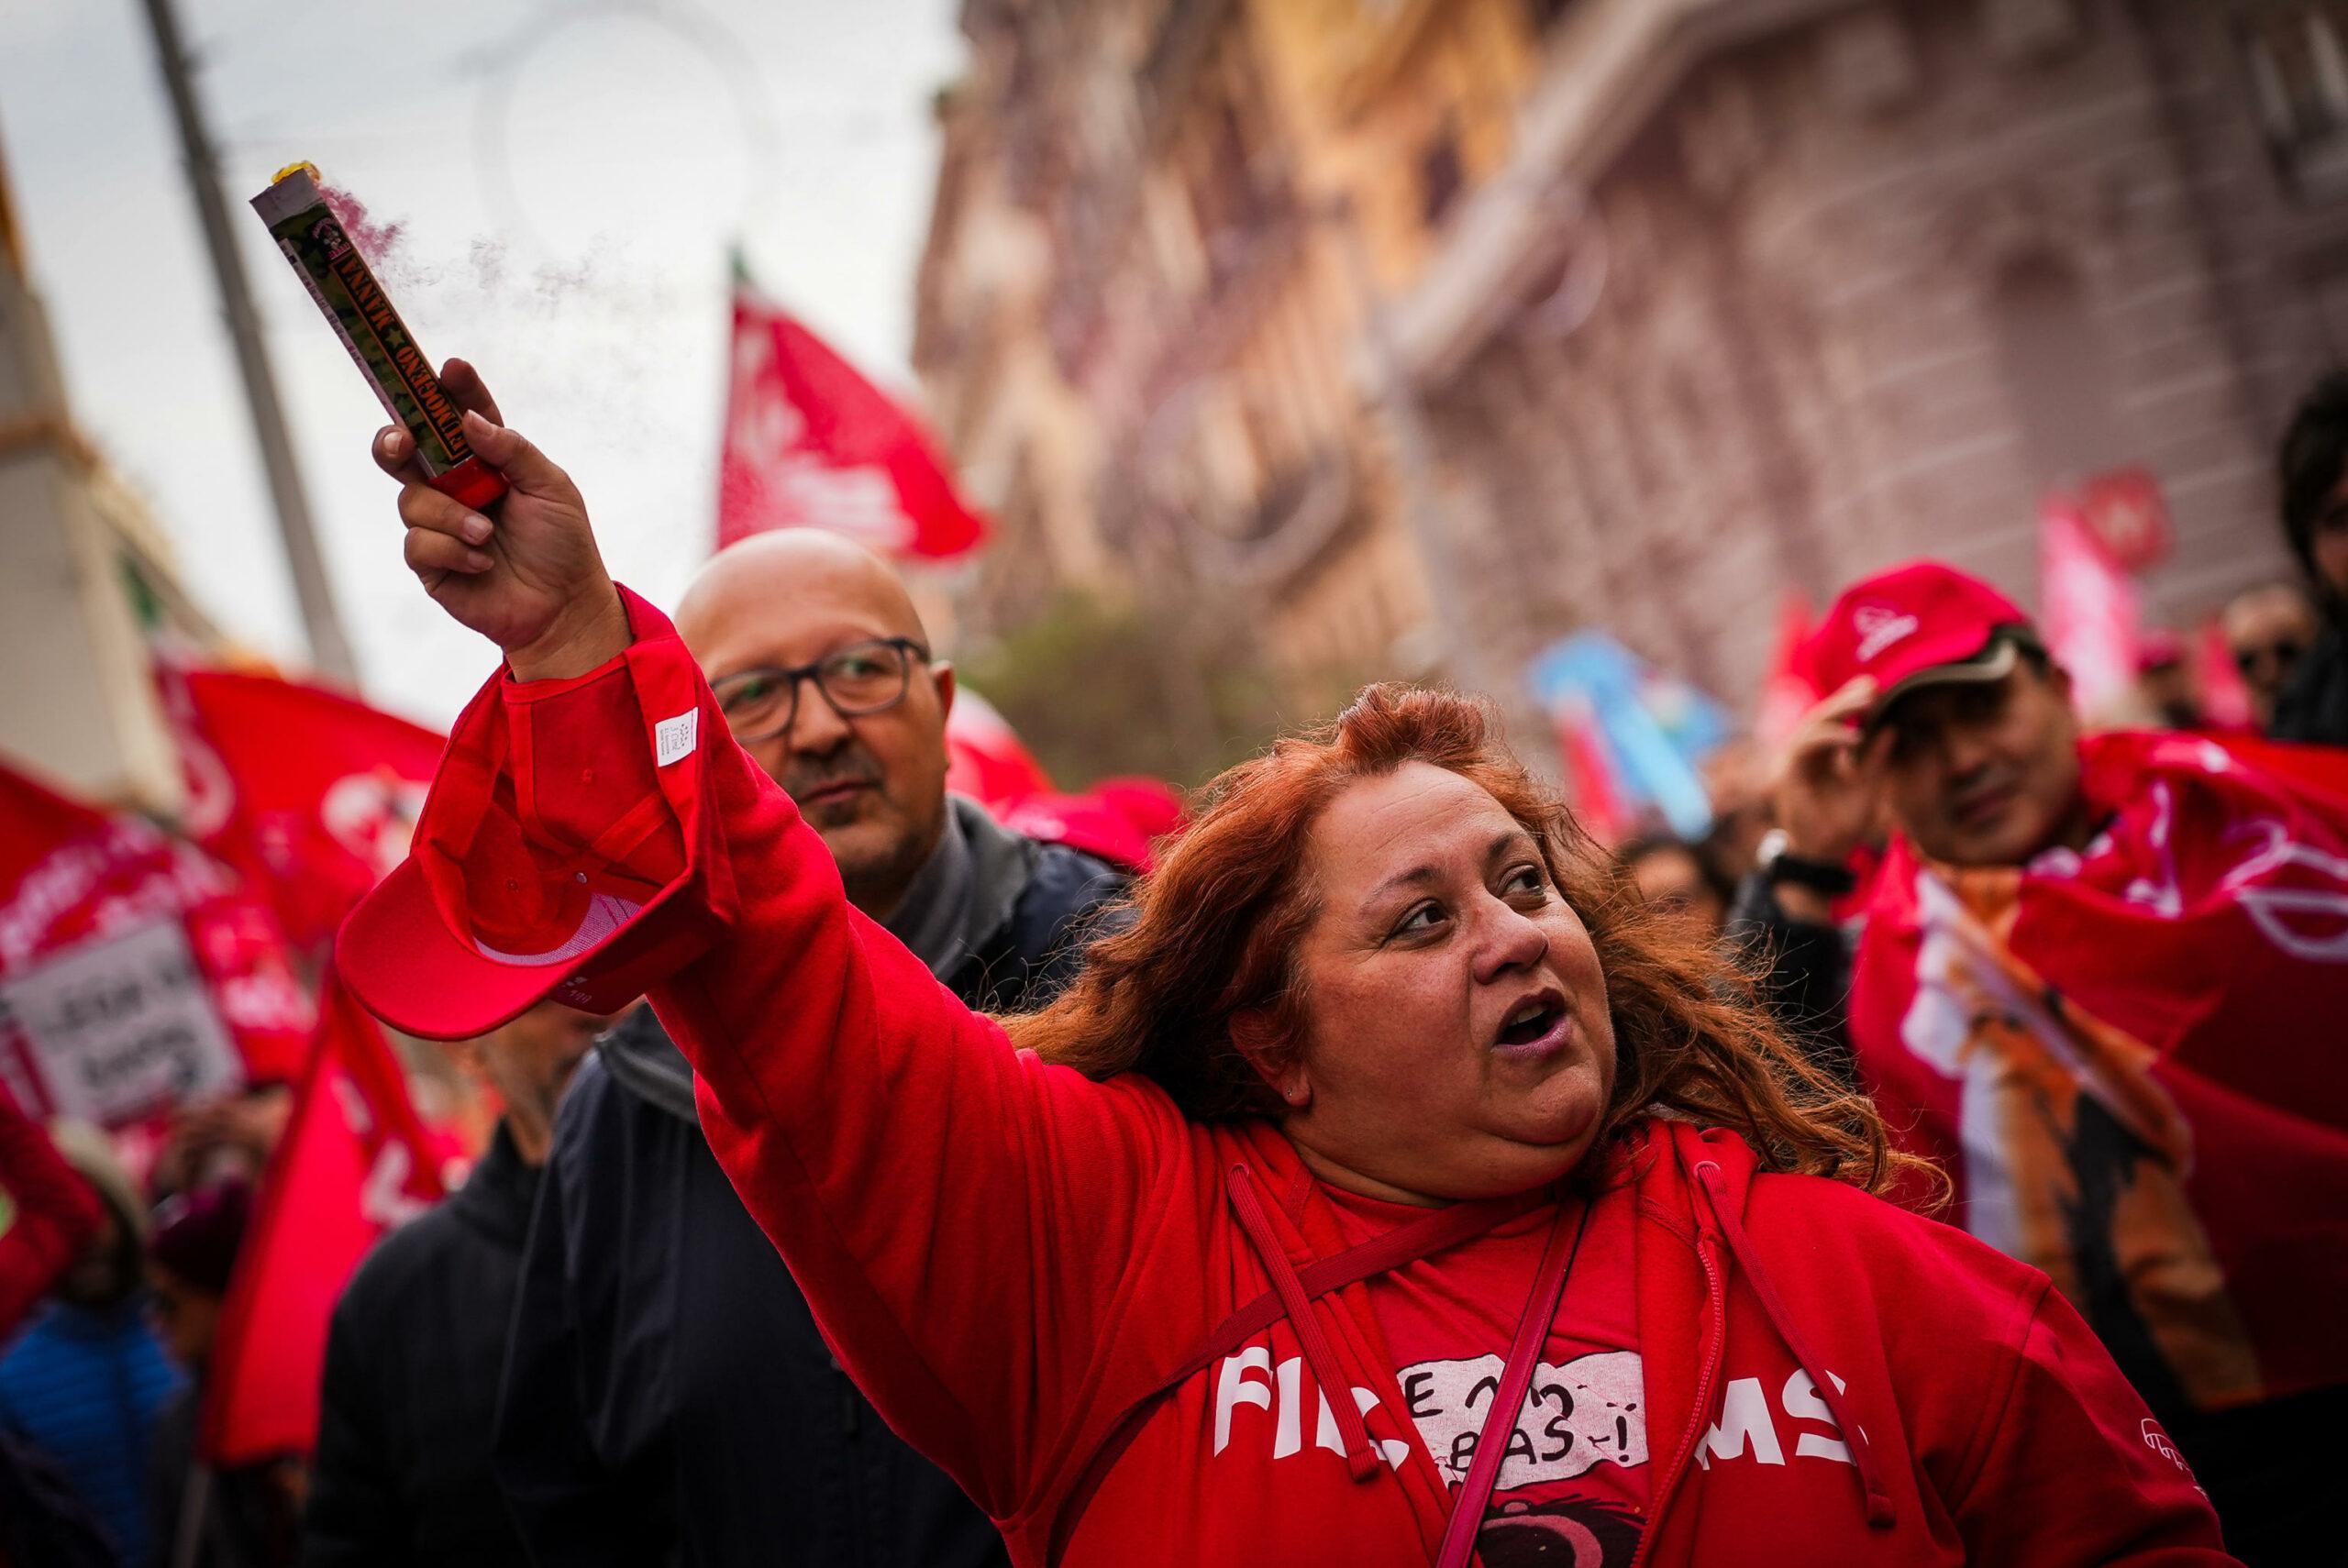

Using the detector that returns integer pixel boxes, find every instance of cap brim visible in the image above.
[338,859,584,1042]
[1866,637,2021,729]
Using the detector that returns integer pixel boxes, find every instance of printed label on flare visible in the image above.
[251,167,482,486]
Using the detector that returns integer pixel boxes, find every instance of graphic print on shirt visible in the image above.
[1210,1344,1872,1566]
[1400,1351,1646,1485]
[1400,1350,1647,1567]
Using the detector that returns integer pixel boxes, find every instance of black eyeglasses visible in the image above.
[710,637,930,743]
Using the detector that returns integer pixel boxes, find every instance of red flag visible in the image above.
[1089,777,1190,848]
[717,276,987,558]
[1849,731,2348,1409]
[1554,696,1633,845]
[944,690,1054,812]
[999,793,1156,873]
[161,666,446,949]
[0,759,310,1110]
[2079,466,2175,571]
[201,970,447,1463]
[2040,495,2142,720]
[1752,591,1818,756]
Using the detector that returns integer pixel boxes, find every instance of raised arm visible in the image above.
[361,374,1193,1519]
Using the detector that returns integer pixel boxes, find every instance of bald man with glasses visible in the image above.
[493,529,1125,1568]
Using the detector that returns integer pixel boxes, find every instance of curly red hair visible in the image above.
[1003,685,1922,1194]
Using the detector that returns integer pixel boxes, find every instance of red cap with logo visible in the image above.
[1807,560,2040,724]
[337,590,732,1042]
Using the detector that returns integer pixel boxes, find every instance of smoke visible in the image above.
[318,182,409,272]
[300,181,707,455]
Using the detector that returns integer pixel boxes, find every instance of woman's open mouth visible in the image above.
[1493,988,1571,1059]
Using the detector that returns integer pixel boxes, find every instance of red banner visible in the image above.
[1851,731,2348,1410]
[717,277,986,558]
[0,759,310,1111]
[200,971,447,1463]
[2040,496,2143,720]
[944,689,1054,811]
[944,694,1182,870]
[161,666,446,949]
[1752,590,1818,757]
[2079,467,2174,572]
[1553,695,1633,845]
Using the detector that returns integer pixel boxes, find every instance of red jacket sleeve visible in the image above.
[0,1089,102,1336]
[1948,1275,2235,1565]
[500,613,1197,1522]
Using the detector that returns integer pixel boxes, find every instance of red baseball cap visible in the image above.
[1807,561,2041,725]
[337,592,732,1042]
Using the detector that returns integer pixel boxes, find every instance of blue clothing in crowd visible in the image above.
[0,1299,183,1565]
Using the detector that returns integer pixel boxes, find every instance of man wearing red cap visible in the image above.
[1735,559,2348,1564]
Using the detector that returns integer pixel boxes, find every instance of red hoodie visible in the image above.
[424,602,2232,1567]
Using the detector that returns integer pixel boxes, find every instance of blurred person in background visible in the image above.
[474,492,1124,1568]
[146,1178,298,1568]
[0,1092,113,1568]
[0,1122,181,1567]
[1733,559,2348,1562]
[1611,834,1731,939]
[1695,737,1773,882]
[300,1001,604,1567]
[2222,584,2320,738]
[2131,630,2202,731]
[148,1091,291,1205]
[2272,370,2348,744]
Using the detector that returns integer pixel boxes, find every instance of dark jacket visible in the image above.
[495,805,1122,1568]
[2270,618,2348,746]
[0,1299,181,1566]
[1725,871,1856,1086]
[150,1385,300,1568]
[299,1122,542,1566]
[0,1426,116,1568]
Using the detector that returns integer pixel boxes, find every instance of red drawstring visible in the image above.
[1692,1160,1897,1529]
[1431,1198,1589,1568]
[1224,1165,1382,1482]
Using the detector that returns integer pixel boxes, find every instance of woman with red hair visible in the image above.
[355,382,2235,1566]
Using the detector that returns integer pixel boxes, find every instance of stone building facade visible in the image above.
[1396,0,2335,706]
[915,0,2342,741]
[915,0,1564,707]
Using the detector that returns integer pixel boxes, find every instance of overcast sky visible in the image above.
[0,0,965,728]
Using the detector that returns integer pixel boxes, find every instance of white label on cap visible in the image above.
[656,710,699,767]
[1853,605,1920,662]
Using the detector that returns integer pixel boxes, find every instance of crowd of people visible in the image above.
[0,356,2343,1567]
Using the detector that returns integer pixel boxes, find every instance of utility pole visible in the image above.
[138,0,358,687]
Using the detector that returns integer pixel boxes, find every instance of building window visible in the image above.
[1421,120,1465,227]
[2243,3,2348,196]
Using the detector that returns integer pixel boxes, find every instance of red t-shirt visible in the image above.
[1325,1183,1648,1566]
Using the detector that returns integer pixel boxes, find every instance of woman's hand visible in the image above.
[372,358,628,680]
